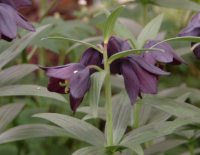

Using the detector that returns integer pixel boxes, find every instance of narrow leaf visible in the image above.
[104,6,124,43]
[34,113,106,146]
[137,14,163,48]
[143,96,200,118]
[112,92,131,144]
[0,64,38,86]
[0,104,24,132]
[108,48,162,64]
[42,36,102,53]
[0,85,66,103]
[72,147,106,155]
[154,0,200,11]
[86,71,106,116]
[0,124,67,144]
[0,25,51,69]
[121,119,195,148]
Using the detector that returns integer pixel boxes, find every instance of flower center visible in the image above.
[59,80,70,93]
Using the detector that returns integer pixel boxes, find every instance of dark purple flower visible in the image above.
[143,40,185,65]
[41,48,102,112]
[0,0,31,8]
[179,12,200,58]
[0,4,34,41]
[107,36,169,104]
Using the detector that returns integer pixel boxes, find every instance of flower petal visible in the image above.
[121,61,140,104]
[70,67,90,99]
[129,60,158,94]
[69,95,83,112]
[107,36,131,57]
[0,0,31,8]
[43,63,85,80]
[47,77,66,94]
[192,42,200,59]
[80,47,103,67]
[0,4,17,40]
[130,56,170,75]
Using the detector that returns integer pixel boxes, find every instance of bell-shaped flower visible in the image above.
[107,36,169,104]
[179,12,200,58]
[0,4,34,41]
[41,48,102,112]
[0,0,31,8]
[143,40,185,65]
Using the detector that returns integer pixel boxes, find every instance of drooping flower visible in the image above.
[41,48,103,112]
[0,0,31,8]
[179,12,200,58]
[107,36,169,104]
[143,40,185,65]
[0,3,34,41]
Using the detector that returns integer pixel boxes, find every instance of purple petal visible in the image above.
[47,78,66,94]
[179,12,200,37]
[70,67,90,99]
[121,61,140,104]
[192,42,200,59]
[130,56,170,75]
[15,14,35,31]
[44,63,85,80]
[0,0,31,8]
[69,95,83,112]
[129,59,158,94]
[80,47,103,67]
[107,36,131,57]
[0,4,17,40]
[144,40,185,65]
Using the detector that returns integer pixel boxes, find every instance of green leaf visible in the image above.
[154,0,200,11]
[143,96,200,118]
[42,36,102,53]
[137,14,163,48]
[86,71,106,116]
[72,147,106,155]
[0,64,38,86]
[108,48,162,64]
[0,25,51,69]
[0,124,67,144]
[103,6,124,43]
[144,139,185,155]
[0,85,66,103]
[120,119,195,148]
[34,113,105,146]
[112,92,131,144]
[0,104,24,132]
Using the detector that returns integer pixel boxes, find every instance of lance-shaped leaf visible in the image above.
[0,85,66,103]
[103,6,124,43]
[154,0,200,11]
[0,25,51,69]
[0,64,38,86]
[112,92,131,144]
[86,71,106,116]
[120,119,195,148]
[137,14,163,48]
[33,113,106,146]
[143,96,200,118]
[0,124,67,144]
[42,36,102,53]
[72,146,106,155]
[0,104,24,132]
[108,48,163,64]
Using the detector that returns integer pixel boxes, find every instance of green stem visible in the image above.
[133,101,142,129]
[103,43,113,146]
[143,5,148,25]
[189,144,195,155]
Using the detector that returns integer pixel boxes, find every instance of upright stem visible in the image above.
[133,101,142,129]
[103,43,113,146]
